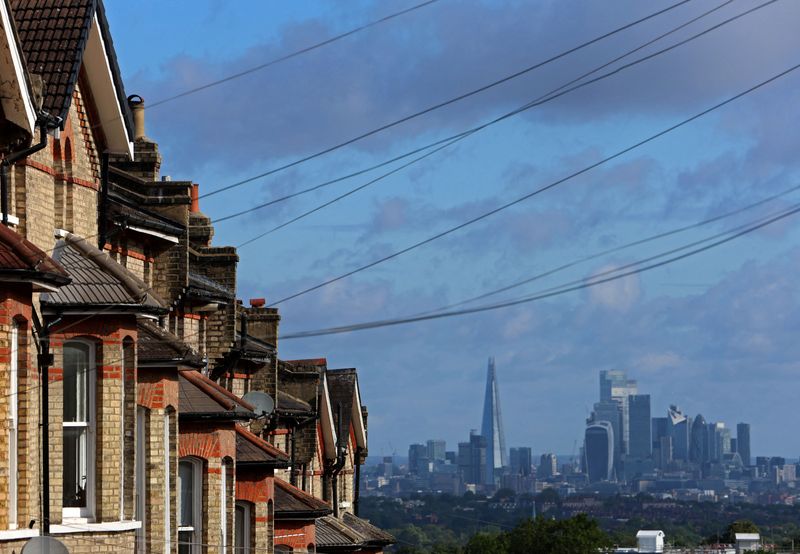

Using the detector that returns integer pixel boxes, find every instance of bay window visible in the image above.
[8,321,19,529]
[62,340,94,518]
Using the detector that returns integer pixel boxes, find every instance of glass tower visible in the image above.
[481,357,507,487]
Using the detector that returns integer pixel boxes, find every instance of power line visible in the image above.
[200,0,693,200]
[214,0,740,226]
[266,61,800,307]
[279,201,800,339]
[416,182,800,315]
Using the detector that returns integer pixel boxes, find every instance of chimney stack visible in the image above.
[191,184,200,213]
[128,95,145,140]
[250,298,266,308]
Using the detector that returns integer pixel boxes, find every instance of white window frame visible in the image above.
[178,457,202,554]
[234,501,251,553]
[9,321,19,529]
[62,339,96,521]
[135,407,146,554]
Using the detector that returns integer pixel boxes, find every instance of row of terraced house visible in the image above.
[0,1,394,552]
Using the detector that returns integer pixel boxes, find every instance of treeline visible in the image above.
[359,490,800,552]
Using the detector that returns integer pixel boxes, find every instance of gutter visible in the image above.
[179,411,256,421]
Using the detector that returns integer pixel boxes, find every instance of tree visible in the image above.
[464,531,509,554]
[722,520,760,544]
[507,514,611,554]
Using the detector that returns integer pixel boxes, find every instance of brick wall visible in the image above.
[0,284,36,531]
[274,520,315,553]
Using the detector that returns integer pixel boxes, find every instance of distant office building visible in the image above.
[510,447,532,476]
[652,417,669,450]
[591,400,623,468]
[629,394,652,459]
[657,436,673,468]
[539,453,558,479]
[458,430,487,486]
[668,405,690,462]
[690,414,708,464]
[599,370,637,455]
[737,423,751,466]
[481,358,507,486]
[585,421,614,483]
[730,437,738,455]
[427,439,446,462]
[379,456,394,478]
[445,451,457,465]
[409,443,428,474]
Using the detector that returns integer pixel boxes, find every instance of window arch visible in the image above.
[178,457,203,554]
[62,339,96,519]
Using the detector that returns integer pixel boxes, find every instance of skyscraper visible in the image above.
[458,430,487,486]
[667,405,690,462]
[481,357,507,486]
[690,414,708,463]
[591,400,622,468]
[510,447,533,476]
[599,370,637,454]
[737,423,751,466]
[628,394,652,459]
[427,439,446,462]
[585,421,614,483]
[538,453,558,479]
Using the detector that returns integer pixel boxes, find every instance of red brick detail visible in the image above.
[275,521,316,551]
[138,370,179,409]
[268,429,291,436]
[236,470,274,504]
[179,422,236,460]
[104,244,155,263]
[19,159,99,190]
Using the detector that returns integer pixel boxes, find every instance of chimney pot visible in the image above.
[127,94,145,140]
[250,298,266,308]
[191,184,200,212]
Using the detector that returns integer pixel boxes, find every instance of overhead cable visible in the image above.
[279,202,800,339]
[266,61,800,307]
[200,0,693,199]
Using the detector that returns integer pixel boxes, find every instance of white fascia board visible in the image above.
[52,520,142,534]
[0,0,37,133]
[321,374,337,459]
[83,14,133,157]
[127,225,180,244]
[352,380,367,449]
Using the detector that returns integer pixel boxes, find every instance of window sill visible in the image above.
[1,214,19,226]
[0,529,39,540]
[51,520,142,534]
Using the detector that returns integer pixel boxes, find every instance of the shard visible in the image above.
[481,357,507,486]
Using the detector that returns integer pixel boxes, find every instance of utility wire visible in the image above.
[416,182,800,315]
[214,0,739,226]
[279,202,800,339]
[267,61,800,307]
[200,0,693,199]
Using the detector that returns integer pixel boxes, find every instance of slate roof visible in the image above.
[326,369,358,438]
[179,370,255,420]
[276,390,312,414]
[41,231,165,313]
[273,478,331,519]
[0,223,69,287]
[10,0,133,133]
[137,320,203,368]
[342,512,395,547]
[315,515,366,551]
[235,426,289,467]
[187,271,234,302]
[10,0,93,121]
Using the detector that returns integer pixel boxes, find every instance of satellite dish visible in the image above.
[22,537,69,554]
[242,391,274,416]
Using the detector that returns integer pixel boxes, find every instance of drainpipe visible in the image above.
[354,446,363,517]
[2,120,50,225]
[32,310,61,536]
[330,403,347,518]
[97,152,109,249]
[301,462,307,492]
[290,426,297,487]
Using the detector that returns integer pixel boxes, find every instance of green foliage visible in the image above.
[506,515,611,554]
[723,519,760,543]
[464,531,509,554]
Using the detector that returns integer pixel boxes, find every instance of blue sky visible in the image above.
[106,0,800,458]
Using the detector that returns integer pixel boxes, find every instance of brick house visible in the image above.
[0,0,395,551]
